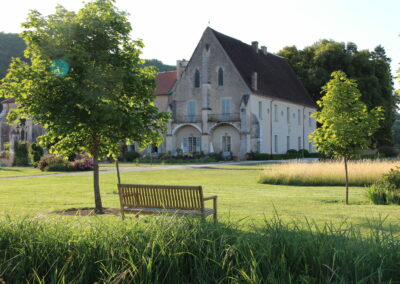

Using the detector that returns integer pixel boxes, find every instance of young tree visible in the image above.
[0,0,169,213]
[310,71,383,204]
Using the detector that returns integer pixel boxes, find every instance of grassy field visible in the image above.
[260,160,400,186]
[1,164,400,232]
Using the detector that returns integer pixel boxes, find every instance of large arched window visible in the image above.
[194,69,200,88]
[217,68,224,86]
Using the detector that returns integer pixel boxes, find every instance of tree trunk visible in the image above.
[344,156,349,205]
[93,151,103,214]
[116,159,121,184]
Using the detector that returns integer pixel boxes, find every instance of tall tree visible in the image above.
[0,0,169,213]
[278,41,395,146]
[310,71,383,204]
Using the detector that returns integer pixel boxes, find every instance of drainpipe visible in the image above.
[270,100,273,155]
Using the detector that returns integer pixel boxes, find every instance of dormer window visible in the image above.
[217,68,224,86]
[194,69,200,88]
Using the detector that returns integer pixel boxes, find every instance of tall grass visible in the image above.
[259,160,399,186]
[0,216,400,283]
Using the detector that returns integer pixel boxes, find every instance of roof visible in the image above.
[1,97,15,104]
[209,28,316,108]
[154,71,177,95]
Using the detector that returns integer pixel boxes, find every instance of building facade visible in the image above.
[155,27,317,158]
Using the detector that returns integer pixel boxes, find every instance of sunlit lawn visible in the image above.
[1,165,400,233]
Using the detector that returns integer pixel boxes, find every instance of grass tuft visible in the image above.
[259,160,399,186]
[0,216,400,283]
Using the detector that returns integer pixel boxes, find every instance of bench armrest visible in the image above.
[203,195,217,201]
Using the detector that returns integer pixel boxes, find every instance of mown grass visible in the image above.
[259,160,400,186]
[1,167,400,233]
[1,215,400,283]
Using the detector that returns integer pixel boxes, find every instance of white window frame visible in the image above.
[222,134,231,152]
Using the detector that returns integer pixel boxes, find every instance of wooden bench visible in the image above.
[118,184,218,223]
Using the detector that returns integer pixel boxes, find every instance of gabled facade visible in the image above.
[157,27,317,158]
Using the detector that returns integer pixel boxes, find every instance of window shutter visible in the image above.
[183,137,189,153]
[196,137,201,152]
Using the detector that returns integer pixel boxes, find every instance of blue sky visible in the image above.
[1,0,399,86]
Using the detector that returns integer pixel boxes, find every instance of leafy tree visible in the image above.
[0,0,169,213]
[278,41,395,146]
[0,33,26,113]
[143,59,175,72]
[310,71,383,204]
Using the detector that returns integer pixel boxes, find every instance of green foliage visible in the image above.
[1,216,400,283]
[278,41,396,145]
[0,0,169,211]
[29,142,44,167]
[377,145,396,157]
[143,59,175,72]
[310,71,383,159]
[13,141,29,166]
[123,151,140,162]
[246,149,319,160]
[367,168,400,205]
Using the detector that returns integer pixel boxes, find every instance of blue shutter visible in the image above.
[196,137,201,152]
[183,137,189,153]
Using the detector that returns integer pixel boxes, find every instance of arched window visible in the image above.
[217,68,224,86]
[194,69,200,88]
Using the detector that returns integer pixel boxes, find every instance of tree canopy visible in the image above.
[0,0,170,212]
[310,71,383,204]
[278,40,396,146]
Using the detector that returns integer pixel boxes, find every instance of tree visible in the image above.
[278,41,395,146]
[0,0,169,213]
[310,71,383,204]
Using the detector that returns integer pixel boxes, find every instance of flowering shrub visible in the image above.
[38,154,93,172]
[71,154,94,171]
[38,154,69,171]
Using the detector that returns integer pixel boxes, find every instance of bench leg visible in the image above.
[121,209,125,220]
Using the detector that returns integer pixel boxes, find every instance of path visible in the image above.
[0,158,318,179]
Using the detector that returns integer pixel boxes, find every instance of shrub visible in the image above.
[286,149,298,155]
[378,145,396,157]
[366,167,400,205]
[38,154,69,172]
[124,151,140,162]
[71,154,94,171]
[29,142,44,167]
[13,141,29,166]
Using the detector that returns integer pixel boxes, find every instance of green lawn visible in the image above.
[1,165,400,233]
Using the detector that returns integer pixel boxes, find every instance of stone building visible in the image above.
[0,27,317,160]
[155,27,317,158]
[0,97,45,161]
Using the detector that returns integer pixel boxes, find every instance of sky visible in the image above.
[0,0,399,85]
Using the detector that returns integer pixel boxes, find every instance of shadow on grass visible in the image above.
[0,167,24,172]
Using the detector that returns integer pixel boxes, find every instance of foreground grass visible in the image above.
[1,167,400,232]
[260,160,400,186]
[0,216,399,283]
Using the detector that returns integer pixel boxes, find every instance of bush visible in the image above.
[367,167,400,205]
[38,154,70,172]
[71,154,94,171]
[29,143,44,167]
[124,151,140,162]
[378,145,396,157]
[13,141,29,166]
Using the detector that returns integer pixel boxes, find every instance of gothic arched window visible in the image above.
[217,68,224,86]
[194,69,200,88]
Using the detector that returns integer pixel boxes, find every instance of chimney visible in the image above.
[261,46,267,55]
[251,41,259,53]
[251,72,258,91]
[176,59,188,79]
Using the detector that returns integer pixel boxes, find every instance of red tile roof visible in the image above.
[1,97,15,104]
[154,71,177,95]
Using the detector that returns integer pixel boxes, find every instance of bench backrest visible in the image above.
[118,184,204,211]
